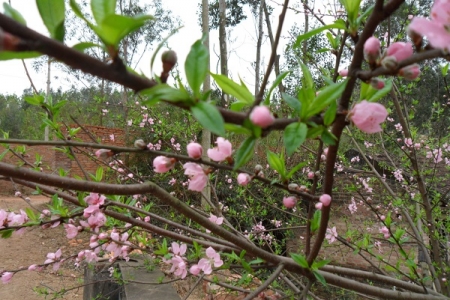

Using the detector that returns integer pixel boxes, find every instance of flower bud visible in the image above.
[339,69,348,77]
[134,139,147,149]
[161,50,177,73]
[237,173,251,186]
[385,42,413,62]
[187,142,203,159]
[153,156,175,173]
[95,149,114,159]
[283,196,297,209]
[288,183,299,190]
[250,106,275,128]
[319,194,332,206]
[363,36,381,63]
[370,78,385,90]
[398,64,420,80]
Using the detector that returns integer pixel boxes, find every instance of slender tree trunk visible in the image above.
[255,0,264,95]
[302,0,309,62]
[44,58,51,141]
[218,0,228,107]
[263,2,284,96]
[201,0,211,207]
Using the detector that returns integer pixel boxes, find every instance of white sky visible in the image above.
[0,0,323,96]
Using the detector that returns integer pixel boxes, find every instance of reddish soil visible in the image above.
[0,196,86,300]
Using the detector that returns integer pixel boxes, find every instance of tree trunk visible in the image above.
[255,0,264,95]
[201,0,211,207]
[218,0,228,107]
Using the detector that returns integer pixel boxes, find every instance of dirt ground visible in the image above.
[0,195,87,300]
[0,195,209,300]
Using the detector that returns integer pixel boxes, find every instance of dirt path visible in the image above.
[0,196,86,300]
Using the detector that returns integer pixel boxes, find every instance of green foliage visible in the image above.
[284,122,307,156]
[3,3,26,25]
[185,38,209,98]
[211,73,254,111]
[233,136,256,169]
[191,101,225,136]
[36,0,66,41]
[293,20,346,48]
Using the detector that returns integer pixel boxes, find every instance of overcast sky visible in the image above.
[0,0,315,96]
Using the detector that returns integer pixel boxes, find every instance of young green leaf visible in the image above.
[267,151,286,177]
[313,270,327,286]
[99,14,153,47]
[140,84,190,104]
[307,80,347,117]
[3,3,26,25]
[72,42,102,53]
[311,210,322,233]
[286,161,308,179]
[264,71,290,105]
[1,229,14,239]
[291,253,309,269]
[282,92,301,115]
[284,122,307,156]
[366,79,393,102]
[91,0,116,25]
[299,61,314,89]
[233,137,256,170]
[191,101,225,136]
[0,51,41,61]
[323,101,337,126]
[211,73,254,106]
[321,130,337,145]
[36,0,65,41]
[294,20,346,48]
[185,39,209,97]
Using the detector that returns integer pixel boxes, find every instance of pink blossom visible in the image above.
[189,264,201,276]
[64,224,79,239]
[399,64,420,80]
[380,226,390,239]
[95,149,113,159]
[183,163,208,191]
[79,212,106,232]
[28,264,41,271]
[45,249,62,271]
[207,137,232,162]
[380,215,386,221]
[109,134,115,142]
[206,214,224,233]
[348,198,357,214]
[325,227,338,244]
[283,196,297,209]
[350,100,388,133]
[169,256,187,278]
[339,69,348,77]
[171,242,187,256]
[363,36,381,62]
[85,193,105,206]
[307,172,314,179]
[187,142,203,159]
[1,272,13,284]
[408,0,450,52]
[250,106,275,128]
[196,247,223,275]
[319,194,332,206]
[237,173,251,185]
[385,42,413,62]
[153,156,175,173]
[315,202,323,210]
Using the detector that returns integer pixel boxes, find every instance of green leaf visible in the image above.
[224,124,251,135]
[340,0,361,26]
[321,130,337,145]
[264,71,290,105]
[185,39,209,97]
[3,3,26,25]
[294,20,346,48]
[91,0,116,24]
[307,80,347,117]
[442,63,449,77]
[25,207,37,222]
[70,0,94,27]
[191,102,225,136]
[286,161,308,179]
[211,73,254,106]
[96,167,104,182]
[267,151,286,177]
[366,79,393,102]
[313,270,327,286]
[0,51,41,60]
[297,87,315,119]
[357,4,374,25]
[311,210,321,233]
[233,137,256,170]
[25,95,45,106]
[313,259,331,269]
[1,229,14,239]
[98,14,153,47]
[0,149,8,161]
[36,0,65,41]
[299,61,314,89]
[282,93,301,115]
[291,253,309,268]
[323,101,337,126]
[140,84,190,104]
[284,122,307,156]
[72,42,101,52]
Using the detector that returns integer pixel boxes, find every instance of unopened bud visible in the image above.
[288,183,299,190]
[370,78,385,90]
[255,164,263,172]
[398,64,420,80]
[161,50,177,73]
[381,56,398,70]
[134,139,147,149]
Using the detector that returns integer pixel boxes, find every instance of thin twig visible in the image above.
[243,263,284,300]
